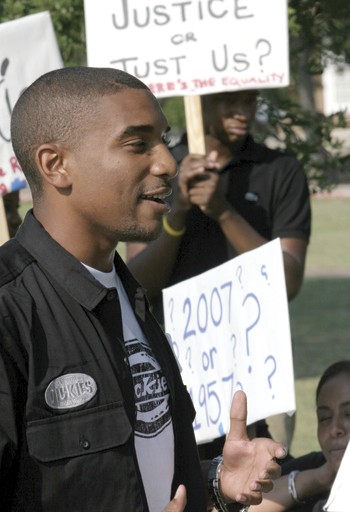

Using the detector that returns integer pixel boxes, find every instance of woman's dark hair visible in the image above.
[316,360,350,402]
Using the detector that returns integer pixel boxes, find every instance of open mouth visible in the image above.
[140,193,167,204]
[140,185,172,203]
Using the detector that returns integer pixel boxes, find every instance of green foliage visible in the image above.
[159,97,186,140]
[1,1,350,190]
[254,92,349,192]
[0,0,86,66]
[289,0,350,73]
[161,89,350,192]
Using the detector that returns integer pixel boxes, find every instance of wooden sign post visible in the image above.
[184,96,206,156]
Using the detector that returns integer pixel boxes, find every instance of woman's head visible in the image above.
[316,360,350,471]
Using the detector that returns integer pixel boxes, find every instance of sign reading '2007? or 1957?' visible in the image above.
[163,238,295,444]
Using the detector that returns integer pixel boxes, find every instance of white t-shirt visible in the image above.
[84,264,174,512]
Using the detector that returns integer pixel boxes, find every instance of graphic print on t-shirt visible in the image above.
[124,338,172,438]
[83,262,174,510]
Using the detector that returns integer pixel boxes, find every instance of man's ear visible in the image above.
[35,143,72,189]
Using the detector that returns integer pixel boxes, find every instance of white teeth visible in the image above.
[144,194,165,200]
[141,188,171,201]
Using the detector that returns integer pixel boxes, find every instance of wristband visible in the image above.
[162,215,186,237]
[288,470,306,504]
[208,456,249,512]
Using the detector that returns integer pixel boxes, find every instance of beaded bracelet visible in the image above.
[288,470,306,504]
[162,215,186,237]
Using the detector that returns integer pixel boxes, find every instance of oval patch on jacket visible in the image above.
[45,373,97,409]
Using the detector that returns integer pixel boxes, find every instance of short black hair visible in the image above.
[11,66,149,197]
[316,360,350,402]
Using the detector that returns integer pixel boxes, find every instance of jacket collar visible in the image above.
[16,210,146,319]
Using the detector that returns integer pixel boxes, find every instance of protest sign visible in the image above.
[324,440,350,511]
[84,0,289,98]
[163,238,295,444]
[0,11,63,197]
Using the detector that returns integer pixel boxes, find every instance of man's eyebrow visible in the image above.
[121,124,171,136]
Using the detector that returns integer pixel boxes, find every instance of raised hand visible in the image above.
[220,391,286,507]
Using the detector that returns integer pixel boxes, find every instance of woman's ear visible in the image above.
[35,143,72,190]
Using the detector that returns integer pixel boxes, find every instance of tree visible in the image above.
[160,2,350,191]
[1,0,349,190]
[0,0,86,67]
[262,1,350,190]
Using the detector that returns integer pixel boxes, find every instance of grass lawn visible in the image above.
[289,276,350,455]
[305,197,350,274]
[289,196,350,456]
[18,193,350,457]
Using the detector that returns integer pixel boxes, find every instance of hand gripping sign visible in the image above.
[163,238,295,444]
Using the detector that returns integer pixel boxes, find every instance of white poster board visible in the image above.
[84,0,289,98]
[324,440,350,512]
[0,11,63,196]
[163,239,295,444]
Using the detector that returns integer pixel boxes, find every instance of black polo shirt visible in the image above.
[152,135,311,322]
[170,135,311,284]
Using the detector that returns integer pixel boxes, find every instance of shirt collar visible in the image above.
[16,210,145,316]
[220,135,270,171]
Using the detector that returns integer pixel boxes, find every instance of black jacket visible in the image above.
[0,211,206,511]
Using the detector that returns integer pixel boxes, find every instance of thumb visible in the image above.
[207,150,218,161]
[206,150,220,169]
[162,485,187,512]
[226,390,248,443]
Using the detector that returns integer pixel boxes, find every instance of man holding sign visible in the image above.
[0,67,286,512]
[127,89,311,450]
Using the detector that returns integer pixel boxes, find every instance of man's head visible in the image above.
[201,90,258,146]
[11,67,177,254]
[11,67,150,199]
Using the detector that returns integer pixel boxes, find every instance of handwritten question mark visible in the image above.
[255,39,272,72]
[261,264,270,285]
[168,297,174,323]
[0,58,9,81]
[236,265,243,288]
[230,334,237,363]
[264,355,277,399]
[242,293,261,373]
[185,346,192,371]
